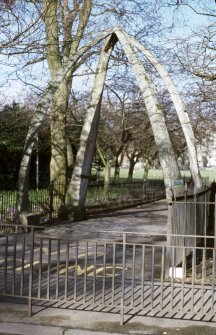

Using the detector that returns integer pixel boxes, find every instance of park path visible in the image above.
[34,199,169,283]
[39,200,168,241]
[1,200,216,327]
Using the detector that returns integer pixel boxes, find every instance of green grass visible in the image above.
[86,186,127,206]
[109,168,216,182]
[0,191,17,210]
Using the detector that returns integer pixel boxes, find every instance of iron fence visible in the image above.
[86,180,165,209]
[1,225,216,324]
[0,179,165,224]
[170,186,215,266]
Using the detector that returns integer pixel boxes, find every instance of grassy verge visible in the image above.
[109,168,216,182]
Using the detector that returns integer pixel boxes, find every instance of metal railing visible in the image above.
[1,225,216,324]
[0,179,165,224]
[170,186,215,266]
[86,180,165,209]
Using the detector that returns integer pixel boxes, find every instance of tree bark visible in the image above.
[114,158,120,182]
[45,0,100,206]
[17,29,114,218]
[17,82,59,214]
[49,80,69,205]
[66,138,74,182]
[143,164,150,181]
[103,162,111,199]
[116,30,181,201]
[128,161,135,181]
[44,0,70,204]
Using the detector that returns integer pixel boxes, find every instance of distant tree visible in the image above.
[7,0,163,215]
[0,102,50,183]
[202,155,208,168]
[0,103,29,180]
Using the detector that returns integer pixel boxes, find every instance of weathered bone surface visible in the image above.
[122,29,202,191]
[17,29,115,214]
[17,28,201,218]
[67,35,116,217]
[115,29,181,200]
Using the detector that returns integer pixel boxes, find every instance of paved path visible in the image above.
[39,200,168,241]
[2,201,216,334]
[1,298,216,335]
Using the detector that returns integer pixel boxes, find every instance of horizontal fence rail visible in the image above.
[1,225,216,324]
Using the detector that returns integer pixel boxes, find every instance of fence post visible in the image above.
[49,181,54,220]
[165,204,172,278]
[214,194,216,249]
[0,193,3,224]
[28,226,34,316]
[120,232,126,325]
[184,184,188,248]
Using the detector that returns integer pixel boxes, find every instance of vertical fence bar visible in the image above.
[131,244,136,307]
[191,247,195,313]
[184,189,187,248]
[194,195,197,280]
[65,240,69,301]
[170,246,174,311]
[12,236,16,295]
[28,227,34,316]
[204,193,207,248]
[20,236,25,296]
[4,236,8,294]
[165,206,172,278]
[181,247,185,314]
[141,245,145,309]
[74,242,78,302]
[93,242,97,304]
[112,243,116,306]
[102,243,107,305]
[56,240,60,300]
[120,233,126,326]
[0,193,3,224]
[201,248,206,314]
[49,181,54,221]
[151,246,155,309]
[47,239,51,301]
[214,195,216,250]
[2,192,5,223]
[211,249,215,314]
[37,238,43,299]
[83,241,88,303]
[160,246,165,310]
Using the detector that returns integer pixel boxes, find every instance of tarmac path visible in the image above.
[1,201,216,334]
[39,199,169,241]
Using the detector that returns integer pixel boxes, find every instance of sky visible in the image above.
[0,1,214,106]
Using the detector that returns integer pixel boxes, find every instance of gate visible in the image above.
[1,224,216,325]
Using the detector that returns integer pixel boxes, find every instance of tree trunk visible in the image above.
[116,30,181,201]
[128,160,135,181]
[103,162,111,199]
[67,139,74,183]
[114,158,120,182]
[17,81,59,216]
[143,164,149,181]
[124,30,202,191]
[50,80,70,206]
[17,30,114,219]
[67,34,117,219]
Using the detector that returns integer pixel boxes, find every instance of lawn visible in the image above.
[111,168,216,182]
